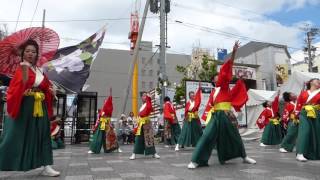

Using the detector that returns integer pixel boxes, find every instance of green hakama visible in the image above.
[280,121,299,152]
[133,123,156,155]
[191,111,246,165]
[164,120,181,145]
[178,118,203,147]
[89,123,118,153]
[261,120,282,145]
[0,96,53,171]
[296,109,320,160]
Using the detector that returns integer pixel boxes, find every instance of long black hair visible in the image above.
[164,96,170,102]
[306,78,319,90]
[20,39,39,64]
[262,101,268,108]
[282,92,291,102]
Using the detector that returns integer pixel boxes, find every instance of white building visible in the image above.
[224,41,291,90]
[292,55,320,73]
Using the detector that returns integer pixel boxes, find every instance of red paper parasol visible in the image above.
[0,27,59,77]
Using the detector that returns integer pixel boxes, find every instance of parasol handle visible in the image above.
[20,62,30,84]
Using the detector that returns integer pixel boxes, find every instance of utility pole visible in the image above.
[159,0,167,111]
[42,9,46,28]
[303,27,319,72]
[149,0,170,110]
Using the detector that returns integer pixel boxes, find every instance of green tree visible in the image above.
[198,55,217,82]
[174,55,217,104]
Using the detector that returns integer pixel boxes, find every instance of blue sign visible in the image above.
[217,48,227,61]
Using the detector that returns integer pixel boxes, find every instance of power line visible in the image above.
[29,0,40,27]
[171,19,301,50]
[172,2,279,29]
[1,16,158,23]
[14,0,24,31]
[108,2,135,30]
[142,47,160,69]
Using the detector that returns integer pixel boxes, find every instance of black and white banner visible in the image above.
[43,28,106,93]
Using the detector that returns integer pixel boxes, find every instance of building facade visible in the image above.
[225,41,291,90]
[292,55,320,73]
[85,41,191,117]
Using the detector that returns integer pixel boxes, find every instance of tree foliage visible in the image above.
[174,55,217,104]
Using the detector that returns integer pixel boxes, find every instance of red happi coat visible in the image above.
[94,96,113,130]
[256,94,279,129]
[201,59,248,121]
[281,101,296,126]
[6,65,54,119]
[139,95,153,117]
[50,121,58,134]
[295,90,320,116]
[185,87,201,119]
[163,101,177,124]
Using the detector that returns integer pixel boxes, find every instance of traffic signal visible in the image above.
[150,0,159,13]
[165,0,170,13]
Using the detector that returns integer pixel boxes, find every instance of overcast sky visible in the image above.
[1,0,320,58]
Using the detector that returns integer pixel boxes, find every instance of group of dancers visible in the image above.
[0,39,319,178]
[257,78,320,162]
[88,41,257,169]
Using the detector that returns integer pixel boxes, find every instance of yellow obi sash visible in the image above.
[25,91,45,117]
[136,116,150,136]
[100,117,111,131]
[205,102,232,125]
[303,105,320,119]
[269,118,280,125]
[187,111,198,121]
[289,114,299,124]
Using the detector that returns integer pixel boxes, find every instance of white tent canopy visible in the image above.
[239,89,277,141]
[240,71,320,141]
[280,71,320,95]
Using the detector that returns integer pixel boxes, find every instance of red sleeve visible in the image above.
[139,96,153,117]
[163,102,174,123]
[230,79,248,112]
[295,91,306,116]
[281,103,290,124]
[295,95,302,114]
[185,101,190,118]
[146,95,153,113]
[256,109,269,129]
[6,66,33,119]
[216,59,233,90]
[201,89,214,121]
[50,122,58,133]
[102,96,113,117]
[192,87,202,111]
[272,94,280,117]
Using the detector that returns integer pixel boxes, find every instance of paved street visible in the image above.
[1,141,320,180]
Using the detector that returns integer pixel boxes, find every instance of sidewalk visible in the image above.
[1,142,320,180]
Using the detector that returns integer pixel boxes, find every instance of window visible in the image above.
[142,81,146,89]
[141,57,146,64]
[149,82,154,89]
[141,69,146,76]
[149,69,153,76]
[312,66,318,73]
